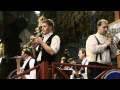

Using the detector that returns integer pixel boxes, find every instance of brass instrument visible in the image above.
[23,15,45,51]
[106,30,120,50]
[34,14,45,34]
[0,42,5,57]
[23,31,43,50]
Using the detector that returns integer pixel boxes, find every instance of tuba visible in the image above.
[106,30,120,50]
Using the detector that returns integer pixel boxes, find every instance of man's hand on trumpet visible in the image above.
[33,37,43,45]
[30,35,37,45]
[30,35,36,41]
[30,36,43,45]
[106,37,113,46]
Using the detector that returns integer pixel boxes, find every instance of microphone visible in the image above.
[11,56,22,59]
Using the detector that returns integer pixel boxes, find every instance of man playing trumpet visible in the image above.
[30,19,61,65]
[86,19,118,79]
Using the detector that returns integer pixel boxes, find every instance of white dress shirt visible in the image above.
[36,32,60,62]
[21,57,36,79]
[86,33,117,65]
[79,58,88,79]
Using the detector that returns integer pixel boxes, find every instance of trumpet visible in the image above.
[23,14,45,50]
[23,30,43,50]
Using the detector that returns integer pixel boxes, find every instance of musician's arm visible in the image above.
[31,43,36,58]
[16,58,21,73]
[110,44,117,58]
[16,59,26,79]
[40,36,60,55]
[40,41,55,55]
[86,35,108,54]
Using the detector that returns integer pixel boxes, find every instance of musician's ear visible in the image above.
[50,26,52,30]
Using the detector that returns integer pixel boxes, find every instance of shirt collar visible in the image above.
[24,56,32,64]
[96,32,106,38]
[81,58,87,64]
[44,32,53,38]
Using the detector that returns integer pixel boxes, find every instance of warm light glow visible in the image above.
[35,11,40,15]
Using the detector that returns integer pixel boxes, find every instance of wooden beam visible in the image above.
[115,11,120,21]
[39,61,49,79]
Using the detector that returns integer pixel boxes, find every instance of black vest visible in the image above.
[24,58,35,75]
[41,34,55,65]
[81,59,87,73]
